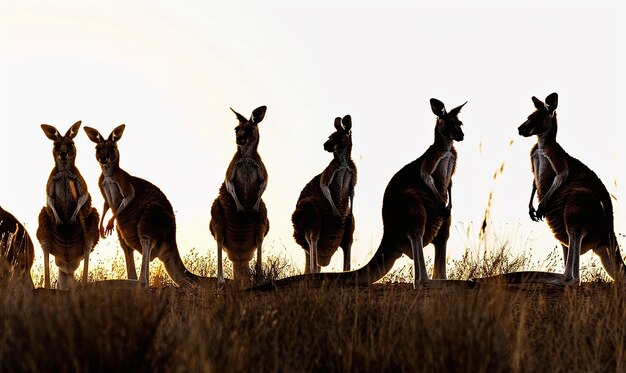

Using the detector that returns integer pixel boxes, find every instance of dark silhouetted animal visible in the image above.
[254,99,466,289]
[36,121,99,289]
[210,106,270,285]
[292,115,356,273]
[503,92,625,285]
[84,125,213,288]
[1,206,34,288]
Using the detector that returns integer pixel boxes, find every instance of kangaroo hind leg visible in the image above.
[408,229,428,289]
[431,215,451,280]
[118,232,138,280]
[305,231,321,274]
[564,228,584,285]
[139,237,155,288]
[340,214,355,271]
[210,199,226,285]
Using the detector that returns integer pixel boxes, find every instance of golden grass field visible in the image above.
[1,245,625,373]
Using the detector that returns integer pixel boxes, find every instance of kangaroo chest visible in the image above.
[233,159,262,202]
[330,167,353,199]
[433,152,455,192]
[531,149,555,194]
[52,173,79,220]
[101,176,124,211]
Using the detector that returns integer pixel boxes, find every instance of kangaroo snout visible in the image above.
[98,155,110,165]
[323,140,334,152]
[518,123,531,137]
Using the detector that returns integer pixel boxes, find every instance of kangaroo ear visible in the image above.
[65,121,82,139]
[230,107,248,123]
[250,105,267,125]
[41,125,61,141]
[448,101,467,117]
[108,124,126,142]
[430,98,446,117]
[531,96,545,111]
[83,127,105,143]
[341,115,352,131]
[545,92,558,112]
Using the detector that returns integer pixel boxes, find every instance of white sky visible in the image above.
[1,0,625,274]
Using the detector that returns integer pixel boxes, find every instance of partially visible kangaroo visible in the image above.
[253,99,467,290]
[0,206,34,288]
[483,92,625,285]
[84,125,214,288]
[292,115,356,273]
[36,121,100,289]
[210,106,270,285]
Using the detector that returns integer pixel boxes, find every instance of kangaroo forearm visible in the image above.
[321,185,339,213]
[253,181,267,211]
[543,173,567,203]
[429,184,444,203]
[225,181,243,209]
[116,195,133,215]
[100,205,109,228]
[46,196,61,222]
[70,194,88,220]
[258,180,267,198]
[321,184,332,201]
[422,173,445,204]
[114,180,135,215]
[529,183,537,209]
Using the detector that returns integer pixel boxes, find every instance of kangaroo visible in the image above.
[84,125,214,288]
[484,92,625,285]
[292,115,356,273]
[36,121,100,289]
[0,206,34,288]
[253,99,467,290]
[210,106,270,285]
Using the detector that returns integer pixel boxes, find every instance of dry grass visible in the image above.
[1,279,624,372]
[2,245,625,373]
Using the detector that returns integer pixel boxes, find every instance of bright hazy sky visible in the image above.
[1,0,625,275]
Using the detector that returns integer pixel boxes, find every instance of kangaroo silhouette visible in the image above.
[292,115,356,273]
[254,99,467,290]
[210,106,270,285]
[37,121,99,289]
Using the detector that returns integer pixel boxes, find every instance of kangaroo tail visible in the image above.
[250,234,402,291]
[598,187,626,279]
[161,243,221,287]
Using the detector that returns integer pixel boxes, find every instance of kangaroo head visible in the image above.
[324,115,352,153]
[41,121,82,168]
[430,99,466,142]
[518,92,558,137]
[83,125,126,167]
[231,106,266,149]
